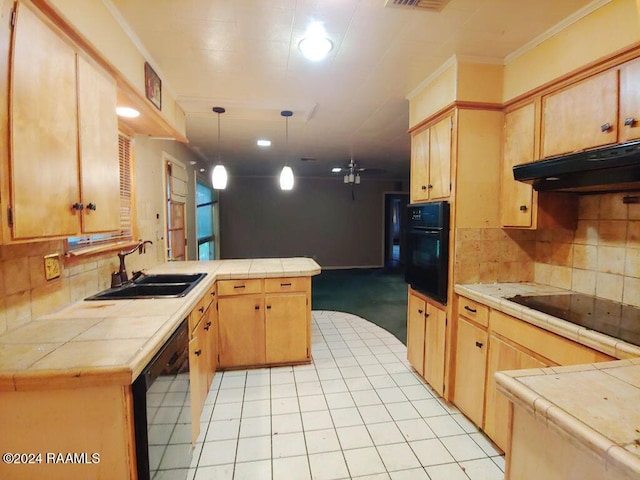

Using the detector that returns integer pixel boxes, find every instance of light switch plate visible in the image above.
[44,253,61,281]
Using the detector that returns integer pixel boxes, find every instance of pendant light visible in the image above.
[211,107,227,190]
[279,110,294,190]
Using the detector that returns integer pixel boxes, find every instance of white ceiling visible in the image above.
[110,0,598,181]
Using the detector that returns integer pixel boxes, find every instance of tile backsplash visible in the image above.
[0,241,159,335]
[455,192,640,307]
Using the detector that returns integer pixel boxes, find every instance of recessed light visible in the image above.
[331,167,342,173]
[257,139,271,147]
[116,106,140,118]
[299,22,333,61]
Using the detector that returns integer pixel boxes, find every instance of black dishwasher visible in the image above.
[132,319,192,480]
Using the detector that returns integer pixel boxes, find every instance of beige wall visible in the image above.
[220,177,407,268]
[503,0,640,101]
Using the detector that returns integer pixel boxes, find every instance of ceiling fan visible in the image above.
[332,158,386,184]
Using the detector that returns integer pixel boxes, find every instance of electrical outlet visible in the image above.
[44,253,61,281]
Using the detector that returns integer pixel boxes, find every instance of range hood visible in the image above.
[513,141,640,193]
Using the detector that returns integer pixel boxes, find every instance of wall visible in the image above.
[0,136,202,335]
[503,0,640,102]
[220,177,406,268]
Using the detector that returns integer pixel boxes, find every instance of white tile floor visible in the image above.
[186,310,505,480]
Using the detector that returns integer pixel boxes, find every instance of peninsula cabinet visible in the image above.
[217,277,311,369]
[410,114,452,203]
[5,1,119,242]
[406,288,446,396]
[541,69,618,158]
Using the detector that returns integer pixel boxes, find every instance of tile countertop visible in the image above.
[0,257,321,392]
[454,282,640,359]
[495,360,640,479]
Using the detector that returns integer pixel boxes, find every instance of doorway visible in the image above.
[384,192,409,271]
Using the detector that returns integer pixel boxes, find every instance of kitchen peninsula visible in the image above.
[0,257,320,480]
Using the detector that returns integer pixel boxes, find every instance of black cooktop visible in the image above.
[506,293,640,347]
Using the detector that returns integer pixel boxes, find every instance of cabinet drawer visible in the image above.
[490,310,615,365]
[218,279,263,296]
[265,277,309,293]
[457,296,489,327]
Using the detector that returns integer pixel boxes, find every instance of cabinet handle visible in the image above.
[86,203,97,211]
[71,202,84,211]
[198,306,205,314]
[421,185,427,190]
[280,282,292,287]
[194,349,202,356]
[204,321,211,331]
[475,341,483,349]
[519,205,528,212]
[600,122,612,132]
[464,305,477,313]
[624,117,637,126]
[266,305,272,309]
[427,184,433,189]
[234,285,246,289]
[417,309,423,314]
[254,305,260,310]
[211,291,216,297]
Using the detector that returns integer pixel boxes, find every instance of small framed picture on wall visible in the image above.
[144,62,161,110]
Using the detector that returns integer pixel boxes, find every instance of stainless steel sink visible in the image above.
[85,272,207,300]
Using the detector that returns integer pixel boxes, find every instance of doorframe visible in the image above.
[381,191,409,269]
[161,152,188,261]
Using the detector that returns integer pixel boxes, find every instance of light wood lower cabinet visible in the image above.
[483,334,547,451]
[217,277,311,369]
[406,288,447,396]
[453,317,488,427]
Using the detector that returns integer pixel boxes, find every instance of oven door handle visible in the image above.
[407,229,442,236]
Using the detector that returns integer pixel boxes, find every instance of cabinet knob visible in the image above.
[475,341,483,349]
[421,185,427,191]
[600,122,613,132]
[254,305,260,310]
[204,321,211,331]
[194,349,202,356]
[266,305,272,310]
[71,203,84,211]
[464,306,477,313]
[418,309,423,314]
[519,205,528,212]
[427,184,433,189]
[624,117,637,127]
[86,203,97,211]
[211,291,216,296]
[199,307,205,314]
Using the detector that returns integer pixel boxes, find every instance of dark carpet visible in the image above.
[311,268,408,345]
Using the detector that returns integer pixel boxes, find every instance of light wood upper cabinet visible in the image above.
[410,115,452,203]
[501,103,536,228]
[407,290,426,376]
[424,302,446,396]
[6,2,120,241]
[10,3,79,239]
[541,70,618,158]
[77,55,120,233]
[619,57,640,143]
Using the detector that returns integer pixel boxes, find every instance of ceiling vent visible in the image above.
[384,0,451,12]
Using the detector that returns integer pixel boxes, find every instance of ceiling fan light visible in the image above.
[211,164,228,190]
[280,166,294,190]
[355,173,361,184]
[344,174,349,184]
[349,173,355,183]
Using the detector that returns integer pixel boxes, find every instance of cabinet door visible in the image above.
[541,70,618,158]
[77,55,120,233]
[189,332,204,443]
[501,103,535,228]
[218,295,265,368]
[619,58,640,143]
[265,293,308,364]
[484,335,547,452]
[410,128,430,203]
[428,115,452,199]
[424,303,446,396]
[10,3,80,239]
[203,304,216,390]
[406,292,426,376]
[453,317,488,426]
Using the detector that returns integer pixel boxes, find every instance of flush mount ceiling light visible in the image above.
[116,106,140,118]
[211,107,228,190]
[279,110,294,191]
[299,22,333,61]
[257,139,271,147]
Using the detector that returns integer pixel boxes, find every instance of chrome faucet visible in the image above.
[112,240,153,287]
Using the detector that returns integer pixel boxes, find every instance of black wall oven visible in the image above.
[404,201,450,304]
